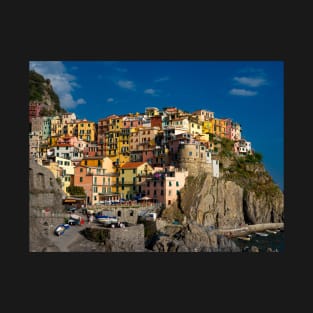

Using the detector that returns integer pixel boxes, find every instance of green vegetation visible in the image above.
[223,153,280,198]
[29,69,66,116]
[66,185,86,196]
[29,70,45,101]
[244,152,263,163]
[56,177,62,186]
[219,138,235,157]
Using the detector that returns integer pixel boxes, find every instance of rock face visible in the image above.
[244,190,284,224]
[29,159,66,252]
[149,222,240,252]
[29,158,65,212]
[162,161,284,228]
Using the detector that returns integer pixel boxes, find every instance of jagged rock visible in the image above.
[29,159,66,252]
[250,246,259,253]
[162,161,284,228]
[244,190,284,224]
[150,222,241,252]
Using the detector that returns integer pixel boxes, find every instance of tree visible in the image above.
[66,185,86,196]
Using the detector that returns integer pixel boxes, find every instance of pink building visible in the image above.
[57,135,78,146]
[83,142,98,157]
[140,167,188,208]
[29,102,43,123]
[231,122,242,141]
[221,118,233,140]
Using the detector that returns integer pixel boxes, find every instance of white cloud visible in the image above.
[229,88,258,96]
[144,88,157,95]
[117,80,136,90]
[233,76,267,87]
[77,98,86,105]
[107,98,114,102]
[155,76,169,82]
[29,61,86,109]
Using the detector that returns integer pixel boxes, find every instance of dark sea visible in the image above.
[232,230,285,252]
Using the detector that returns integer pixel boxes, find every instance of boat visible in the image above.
[96,215,118,225]
[256,232,269,237]
[266,229,278,234]
[54,224,67,236]
[237,236,251,241]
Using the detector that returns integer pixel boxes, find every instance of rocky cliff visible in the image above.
[148,222,241,252]
[29,69,66,116]
[29,159,66,252]
[161,157,284,228]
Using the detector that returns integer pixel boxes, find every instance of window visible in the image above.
[133,169,136,174]
[161,190,164,195]
[154,190,157,195]
[168,190,172,196]
[80,177,83,182]
[93,186,97,192]
[122,169,124,174]
[176,181,179,186]
[169,181,172,187]
[130,210,134,216]
[189,151,192,156]
[168,200,171,205]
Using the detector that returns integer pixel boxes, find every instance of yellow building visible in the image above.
[202,120,212,134]
[76,119,96,142]
[145,107,159,117]
[104,115,121,162]
[79,156,119,195]
[55,156,75,195]
[49,136,59,147]
[62,122,78,137]
[188,118,202,136]
[50,116,62,137]
[80,156,114,170]
[208,118,226,138]
[119,161,153,200]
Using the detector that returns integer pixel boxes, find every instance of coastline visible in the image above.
[216,222,284,238]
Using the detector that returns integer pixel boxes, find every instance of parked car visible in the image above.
[66,206,76,213]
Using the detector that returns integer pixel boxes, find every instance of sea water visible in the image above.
[232,230,285,252]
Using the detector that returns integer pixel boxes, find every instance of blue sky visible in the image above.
[29,60,284,191]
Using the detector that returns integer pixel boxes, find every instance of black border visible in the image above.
[5,3,303,306]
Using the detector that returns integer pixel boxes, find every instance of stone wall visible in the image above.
[84,224,145,252]
[29,159,65,212]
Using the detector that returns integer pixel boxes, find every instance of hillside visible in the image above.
[29,69,66,116]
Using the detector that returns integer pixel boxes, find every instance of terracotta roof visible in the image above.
[54,143,73,147]
[120,162,145,169]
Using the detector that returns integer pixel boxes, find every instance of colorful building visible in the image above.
[74,157,119,205]
[119,162,153,200]
[76,119,96,142]
[192,109,214,121]
[140,167,188,208]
